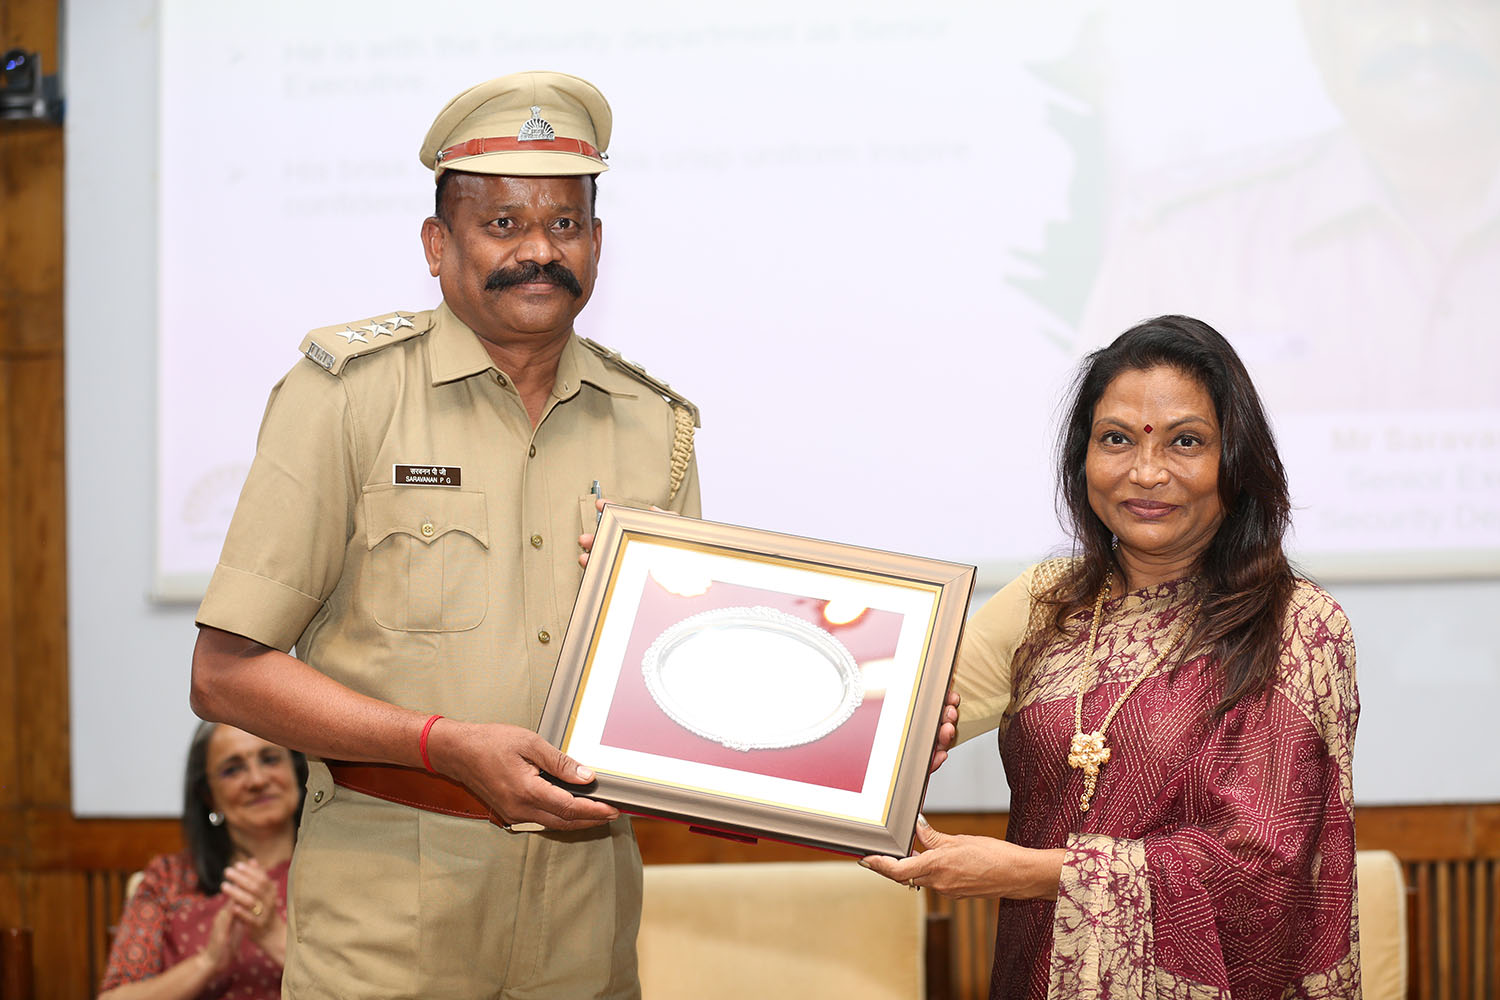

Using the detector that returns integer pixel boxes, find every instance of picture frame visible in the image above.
[539,505,976,857]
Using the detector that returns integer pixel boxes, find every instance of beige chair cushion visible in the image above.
[1356,849,1407,1000]
[638,861,925,999]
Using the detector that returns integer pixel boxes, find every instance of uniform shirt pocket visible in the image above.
[362,486,489,632]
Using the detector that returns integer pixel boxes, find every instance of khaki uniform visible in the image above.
[197,303,700,998]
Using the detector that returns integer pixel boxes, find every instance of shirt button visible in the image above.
[420,521,435,538]
[496,373,508,386]
[528,444,536,457]
[313,789,324,803]
[537,630,552,643]
[530,534,544,548]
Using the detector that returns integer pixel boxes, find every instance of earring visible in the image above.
[208,810,224,827]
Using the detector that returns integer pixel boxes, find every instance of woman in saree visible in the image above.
[865,315,1360,999]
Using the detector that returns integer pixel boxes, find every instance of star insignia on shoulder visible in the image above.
[386,312,416,330]
[361,321,393,338]
[337,325,370,344]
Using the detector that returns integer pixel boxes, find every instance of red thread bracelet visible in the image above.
[419,714,443,773]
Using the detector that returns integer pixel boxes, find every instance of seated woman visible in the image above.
[865,315,1359,999]
[100,723,307,999]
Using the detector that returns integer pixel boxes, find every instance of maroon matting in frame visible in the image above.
[598,576,903,792]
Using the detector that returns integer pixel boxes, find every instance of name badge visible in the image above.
[394,464,461,487]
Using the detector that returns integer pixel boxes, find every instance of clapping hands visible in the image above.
[220,859,286,965]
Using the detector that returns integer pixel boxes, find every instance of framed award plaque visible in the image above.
[538,505,975,857]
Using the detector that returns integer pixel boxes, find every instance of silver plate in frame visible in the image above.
[641,605,864,752]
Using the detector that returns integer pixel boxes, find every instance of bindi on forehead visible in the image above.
[1144,424,1153,434]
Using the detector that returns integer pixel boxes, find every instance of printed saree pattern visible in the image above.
[981,565,1360,999]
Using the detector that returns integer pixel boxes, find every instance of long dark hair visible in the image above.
[182,722,309,895]
[1048,314,1295,712]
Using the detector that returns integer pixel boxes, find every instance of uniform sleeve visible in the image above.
[951,565,1038,746]
[1047,593,1361,999]
[99,855,177,989]
[196,360,357,651]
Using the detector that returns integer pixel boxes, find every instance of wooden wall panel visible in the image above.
[25,816,180,873]
[1490,863,1499,1000]
[26,874,91,1000]
[0,131,64,347]
[0,0,57,61]
[9,356,69,807]
[1358,803,1500,862]
[2,0,71,989]
[0,360,18,852]
[1476,862,1491,1000]
[1455,862,1471,1000]
[1402,858,1500,1000]
[0,875,21,936]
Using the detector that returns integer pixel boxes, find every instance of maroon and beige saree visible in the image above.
[954,561,1360,1000]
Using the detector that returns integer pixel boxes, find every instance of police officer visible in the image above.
[191,71,700,998]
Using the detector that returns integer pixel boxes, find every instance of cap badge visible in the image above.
[517,106,555,142]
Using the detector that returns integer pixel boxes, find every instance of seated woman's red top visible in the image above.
[101,851,289,998]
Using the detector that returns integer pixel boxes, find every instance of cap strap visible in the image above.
[436,135,603,165]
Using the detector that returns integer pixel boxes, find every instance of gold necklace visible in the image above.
[1068,573,1199,812]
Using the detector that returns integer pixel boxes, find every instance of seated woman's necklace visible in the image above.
[1069,572,1199,812]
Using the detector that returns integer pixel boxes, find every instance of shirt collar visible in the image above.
[565,336,640,401]
[426,302,640,402]
[427,302,498,386]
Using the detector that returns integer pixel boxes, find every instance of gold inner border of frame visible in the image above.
[559,529,946,827]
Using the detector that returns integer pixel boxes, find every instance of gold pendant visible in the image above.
[1067,730,1111,812]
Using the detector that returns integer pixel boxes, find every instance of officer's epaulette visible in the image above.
[579,337,701,428]
[299,310,434,375]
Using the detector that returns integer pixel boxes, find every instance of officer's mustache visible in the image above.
[484,261,583,298]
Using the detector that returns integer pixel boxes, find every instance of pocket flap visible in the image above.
[364,487,490,549]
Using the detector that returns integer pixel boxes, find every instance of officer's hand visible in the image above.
[578,496,608,568]
[579,499,678,568]
[426,719,619,831]
[930,689,960,773]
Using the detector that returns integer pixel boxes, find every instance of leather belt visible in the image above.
[325,760,493,821]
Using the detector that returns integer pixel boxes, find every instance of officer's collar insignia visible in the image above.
[337,325,369,345]
[306,341,336,370]
[517,106,555,142]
